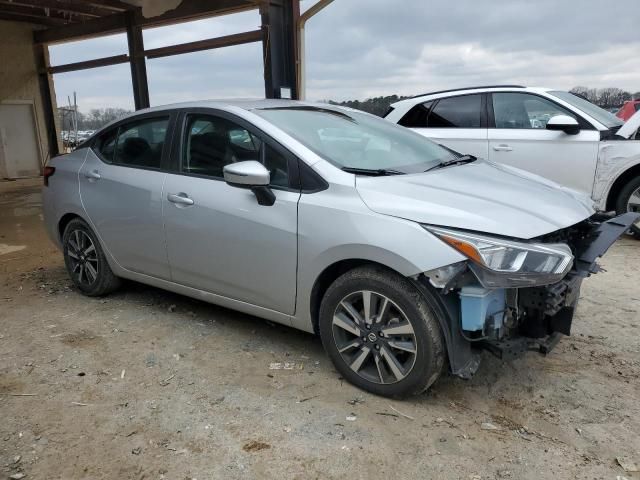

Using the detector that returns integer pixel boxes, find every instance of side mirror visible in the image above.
[223,160,275,206]
[546,115,580,135]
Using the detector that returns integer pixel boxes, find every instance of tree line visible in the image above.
[58,107,133,132]
[569,87,640,110]
[58,86,639,131]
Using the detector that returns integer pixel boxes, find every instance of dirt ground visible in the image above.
[1,178,639,480]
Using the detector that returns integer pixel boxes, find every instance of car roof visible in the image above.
[392,86,555,106]
[125,98,339,116]
[85,99,356,144]
[92,99,348,135]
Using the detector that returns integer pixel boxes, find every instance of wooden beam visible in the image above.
[138,0,258,28]
[34,0,260,45]
[43,28,260,78]
[47,54,129,74]
[0,11,66,26]
[126,11,150,110]
[144,29,263,59]
[34,44,61,158]
[82,0,134,12]
[261,0,297,99]
[34,11,127,44]
[0,2,95,21]
[0,0,114,17]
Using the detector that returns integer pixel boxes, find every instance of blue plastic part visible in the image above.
[459,286,506,332]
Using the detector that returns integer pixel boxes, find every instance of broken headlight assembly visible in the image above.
[424,226,574,288]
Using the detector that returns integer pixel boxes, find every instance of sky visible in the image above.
[49,0,640,112]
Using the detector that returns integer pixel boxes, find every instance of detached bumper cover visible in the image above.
[574,212,639,276]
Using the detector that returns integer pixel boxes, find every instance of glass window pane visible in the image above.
[95,128,118,163]
[264,144,289,188]
[492,93,576,129]
[254,108,456,173]
[398,101,433,128]
[114,117,169,168]
[183,115,289,187]
[429,95,482,128]
[184,115,261,178]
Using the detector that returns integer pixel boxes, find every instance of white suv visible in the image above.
[385,86,640,235]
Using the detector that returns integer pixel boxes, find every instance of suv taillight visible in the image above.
[43,166,55,186]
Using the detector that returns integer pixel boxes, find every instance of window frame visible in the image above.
[89,110,178,172]
[487,91,596,131]
[171,108,308,193]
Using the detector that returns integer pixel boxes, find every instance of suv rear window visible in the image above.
[429,95,482,128]
[398,101,433,127]
[398,95,482,128]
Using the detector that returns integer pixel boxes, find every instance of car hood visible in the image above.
[617,110,640,139]
[356,160,595,239]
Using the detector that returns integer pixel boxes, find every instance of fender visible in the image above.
[592,142,640,210]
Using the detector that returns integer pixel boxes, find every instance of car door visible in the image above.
[399,94,489,159]
[162,110,300,314]
[79,113,175,279]
[487,92,600,194]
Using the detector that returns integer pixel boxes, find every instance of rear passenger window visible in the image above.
[429,95,482,128]
[113,117,169,169]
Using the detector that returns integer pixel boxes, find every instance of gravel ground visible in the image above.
[1,178,639,480]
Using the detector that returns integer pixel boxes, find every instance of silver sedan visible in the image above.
[42,100,638,397]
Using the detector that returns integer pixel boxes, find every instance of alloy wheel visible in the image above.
[66,229,99,286]
[332,290,417,384]
[627,186,640,231]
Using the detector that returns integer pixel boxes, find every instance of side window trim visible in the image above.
[487,91,595,130]
[480,93,489,129]
[175,107,304,192]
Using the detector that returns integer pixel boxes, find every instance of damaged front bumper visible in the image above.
[420,212,640,379]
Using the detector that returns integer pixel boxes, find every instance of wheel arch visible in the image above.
[605,163,640,211]
[309,259,402,335]
[58,212,84,242]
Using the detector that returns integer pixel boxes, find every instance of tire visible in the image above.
[62,218,120,296]
[318,265,445,398]
[614,176,640,238]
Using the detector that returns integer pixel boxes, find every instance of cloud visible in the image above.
[49,0,640,111]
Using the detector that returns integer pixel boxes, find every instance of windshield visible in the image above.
[549,91,624,129]
[253,106,457,173]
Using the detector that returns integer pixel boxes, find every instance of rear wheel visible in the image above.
[615,176,640,238]
[318,265,445,398]
[62,218,120,296]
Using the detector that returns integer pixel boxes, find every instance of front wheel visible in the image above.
[318,265,445,398]
[62,218,120,296]
[615,176,640,238]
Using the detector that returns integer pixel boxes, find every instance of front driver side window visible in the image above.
[183,114,290,188]
[492,93,577,129]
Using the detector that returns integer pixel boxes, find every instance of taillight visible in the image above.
[43,166,56,186]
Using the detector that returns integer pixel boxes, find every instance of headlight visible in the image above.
[424,226,573,287]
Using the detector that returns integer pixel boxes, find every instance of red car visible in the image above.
[616,100,640,121]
